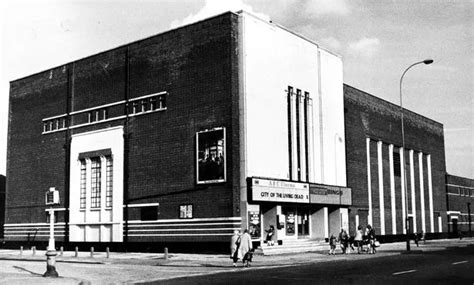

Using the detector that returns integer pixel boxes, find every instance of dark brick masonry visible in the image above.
[344,84,447,240]
[6,12,242,243]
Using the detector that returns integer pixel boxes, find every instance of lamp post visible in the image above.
[400,59,433,252]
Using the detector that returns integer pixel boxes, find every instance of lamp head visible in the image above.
[423,59,434,65]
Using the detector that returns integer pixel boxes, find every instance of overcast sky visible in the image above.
[0,0,472,178]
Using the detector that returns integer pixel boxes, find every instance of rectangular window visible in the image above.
[150,97,157,110]
[80,159,87,209]
[179,204,193,219]
[105,156,113,208]
[90,157,101,208]
[196,128,226,184]
[140,206,158,221]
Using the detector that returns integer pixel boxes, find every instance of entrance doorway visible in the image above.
[297,209,310,238]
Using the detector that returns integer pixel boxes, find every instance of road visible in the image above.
[153,245,474,285]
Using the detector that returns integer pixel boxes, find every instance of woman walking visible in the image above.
[230,230,241,267]
[239,229,253,267]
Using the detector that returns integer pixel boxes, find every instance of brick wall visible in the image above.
[344,84,447,236]
[446,174,474,234]
[6,12,241,242]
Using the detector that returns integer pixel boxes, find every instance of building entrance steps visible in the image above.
[256,239,328,255]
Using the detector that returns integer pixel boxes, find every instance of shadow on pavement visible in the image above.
[13,265,43,276]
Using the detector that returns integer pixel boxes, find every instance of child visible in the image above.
[329,234,337,255]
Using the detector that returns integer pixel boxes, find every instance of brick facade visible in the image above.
[6,13,241,243]
[344,84,448,239]
[446,174,474,236]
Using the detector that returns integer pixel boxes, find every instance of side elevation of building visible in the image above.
[446,174,474,237]
[344,84,448,240]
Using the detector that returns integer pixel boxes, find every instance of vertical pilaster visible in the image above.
[290,92,298,180]
[400,147,406,234]
[389,144,396,234]
[377,141,385,235]
[427,155,434,233]
[324,207,329,238]
[418,152,426,233]
[366,138,373,226]
[409,149,417,233]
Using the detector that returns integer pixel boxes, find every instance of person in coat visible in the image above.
[366,224,376,254]
[328,234,337,255]
[239,229,253,267]
[230,230,241,267]
[265,225,275,246]
[338,229,349,254]
[354,225,364,254]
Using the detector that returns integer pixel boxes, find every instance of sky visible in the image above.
[0,0,472,178]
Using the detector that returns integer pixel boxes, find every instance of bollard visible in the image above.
[60,246,64,256]
[32,246,36,256]
[106,247,110,259]
[90,247,94,258]
[20,246,23,256]
[164,247,168,260]
[75,247,78,257]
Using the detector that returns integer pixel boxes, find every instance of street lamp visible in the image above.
[400,59,433,252]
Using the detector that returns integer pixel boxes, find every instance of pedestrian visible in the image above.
[329,234,337,255]
[339,229,349,254]
[366,225,376,254]
[413,232,419,247]
[265,225,275,246]
[354,225,364,254]
[230,230,241,267]
[239,229,253,267]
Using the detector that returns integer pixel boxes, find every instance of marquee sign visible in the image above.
[309,184,351,205]
[251,178,309,203]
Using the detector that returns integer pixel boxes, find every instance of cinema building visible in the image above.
[5,11,451,249]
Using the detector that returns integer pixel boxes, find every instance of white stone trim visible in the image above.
[377,141,385,235]
[389,144,396,234]
[418,152,426,233]
[366,138,373,226]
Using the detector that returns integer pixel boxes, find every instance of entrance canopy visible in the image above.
[249,177,351,206]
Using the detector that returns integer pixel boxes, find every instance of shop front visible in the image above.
[247,177,352,245]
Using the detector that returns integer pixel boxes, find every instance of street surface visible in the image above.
[0,238,471,284]
[156,245,474,285]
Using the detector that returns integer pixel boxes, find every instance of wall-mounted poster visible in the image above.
[196,127,226,184]
[286,212,295,235]
[248,211,261,239]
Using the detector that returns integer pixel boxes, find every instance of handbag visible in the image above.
[374,240,380,247]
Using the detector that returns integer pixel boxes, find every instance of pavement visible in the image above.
[0,237,471,284]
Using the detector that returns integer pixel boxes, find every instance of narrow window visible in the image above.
[105,156,113,208]
[90,157,101,208]
[179,204,193,219]
[150,97,157,110]
[80,159,87,209]
[159,95,166,109]
[43,122,48,133]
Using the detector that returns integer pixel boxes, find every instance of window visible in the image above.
[129,94,167,115]
[80,159,87,209]
[90,157,101,208]
[140,206,158,221]
[180,204,193,219]
[105,156,113,208]
[393,151,401,177]
[88,109,107,123]
[196,128,226,184]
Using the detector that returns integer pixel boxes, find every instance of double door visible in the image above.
[283,207,310,239]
